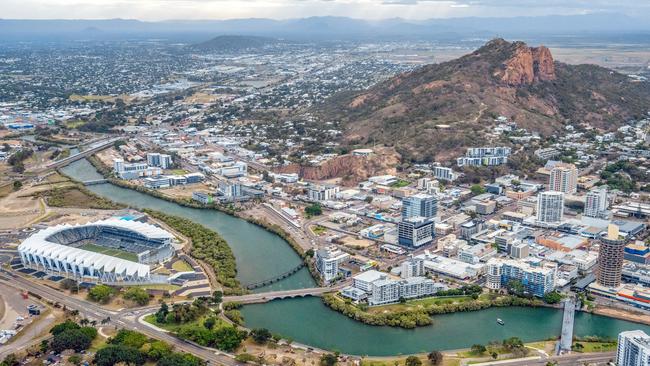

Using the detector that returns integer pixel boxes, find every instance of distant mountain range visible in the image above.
[2,14,650,42]
[322,38,650,162]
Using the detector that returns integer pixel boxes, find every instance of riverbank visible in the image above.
[322,292,545,329]
[589,305,650,326]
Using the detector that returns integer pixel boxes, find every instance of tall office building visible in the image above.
[597,224,627,288]
[584,187,608,218]
[617,330,650,366]
[536,191,565,224]
[549,163,578,194]
[402,193,437,220]
[398,217,434,248]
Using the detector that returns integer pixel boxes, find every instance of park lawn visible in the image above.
[390,179,410,188]
[64,120,86,129]
[144,314,224,333]
[166,169,189,175]
[171,259,193,272]
[78,243,139,262]
[573,341,617,353]
[366,295,473,313]
[128,284,181,291]
[311,225,327,236]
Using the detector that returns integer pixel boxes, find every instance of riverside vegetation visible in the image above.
[322,291,544,329]
[144,209,240,291]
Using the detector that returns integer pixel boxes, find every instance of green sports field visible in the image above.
[78,243,139,262]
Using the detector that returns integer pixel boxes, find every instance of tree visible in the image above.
[0,354,19,366]
[320,353,338,366]
[12,181,21,191]
[87,284,115,304]
[427,351,443,366]
[250,328,272,344]
[157,352,205,366]
[94,345,146,366]
[110,329,148,349]
[203,317,217,330]
[470,184,485,196]
[156,301,169,323]
[305,248,315,258]
[543,291,564,304]
[147,340,172,360]
[51,329,92,353]
[405,356,422,366]
[50,320,80,335]
[305,203,323,217]
[213,326,247,352]
[212,290,223,305]
[123,287,150,306]
[471,344,487,355]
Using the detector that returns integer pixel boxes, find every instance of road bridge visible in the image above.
[223,286,337,304]
[82,179,109,186]
[37,137,120,173]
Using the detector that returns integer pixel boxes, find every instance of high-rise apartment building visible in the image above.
[617,330,650,366]
[597,224,627,288]
[315,246,349,283]
[584,187,608,218]
[549,163,578,194]
[485,258,556,297]
[536,191,565,224]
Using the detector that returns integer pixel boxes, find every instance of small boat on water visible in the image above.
[496,318,505,325]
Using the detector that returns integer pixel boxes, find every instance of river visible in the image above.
[60,159,315,292]
[61,158,650,355]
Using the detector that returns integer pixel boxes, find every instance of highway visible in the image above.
[36,137,121,174]
[0,272,240,366]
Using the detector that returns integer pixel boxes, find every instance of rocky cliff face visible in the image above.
[276,148,400,186]
[495,41,556,86]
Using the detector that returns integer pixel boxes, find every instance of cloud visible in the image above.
[1,0,649,20]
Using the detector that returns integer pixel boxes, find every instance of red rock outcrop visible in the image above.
[497,43,556,86]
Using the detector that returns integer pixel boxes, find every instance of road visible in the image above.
[35,137,121,174]
[470,352,615,366]
[0,272,240,366]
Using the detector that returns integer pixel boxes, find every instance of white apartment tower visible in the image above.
[549,163,578,194]
[536,191,565,224]
[617,330,650,366]
[584,187,608,218]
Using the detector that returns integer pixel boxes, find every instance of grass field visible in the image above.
[78,243,139,262]
[171,259,193,272]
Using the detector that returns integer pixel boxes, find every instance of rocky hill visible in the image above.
[323,38,650,162]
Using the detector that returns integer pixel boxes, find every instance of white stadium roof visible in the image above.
[18,218,173,278]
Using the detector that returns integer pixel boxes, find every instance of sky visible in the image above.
[2,0,649,21]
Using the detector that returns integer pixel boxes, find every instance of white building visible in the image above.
[549,163,578,194]
[315,246,349,283]
[617,330,650,366]
[308,184,340,202]
[584,187,608,219]
[433,166,456,181]
[368,277,445,306]
[400,257,425,279]
[352,269,386,293]
[485,258,556,297]
[537,191,565,224]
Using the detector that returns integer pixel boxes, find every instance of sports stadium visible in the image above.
[17,218,175,283]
